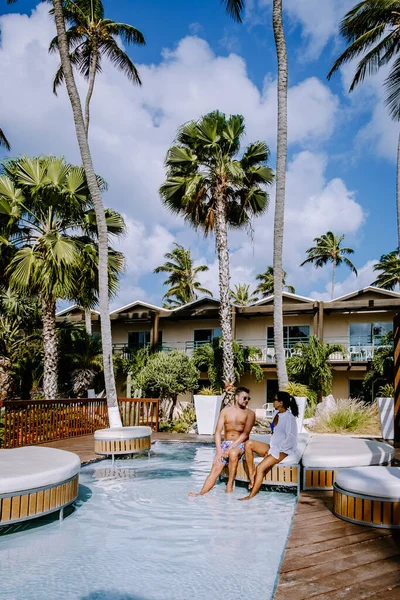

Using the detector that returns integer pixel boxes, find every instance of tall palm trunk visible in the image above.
[84,45,98,138]
[41,296,58,400]
[397,132,400,248]
[214,188,235,404]
[53,0,122,427]
[331,257,337,300]
[272,0,289,390]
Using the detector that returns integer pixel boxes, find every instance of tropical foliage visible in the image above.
[311,397,380,434]
[230,283,258,306]
[328,0,400,247]
[160,110,273,400]
[286,335,345,397]
[135,350,199,420]
[0,128,11,152]
[49,0,145,136]
[154,244,212,308]
[363,331,394,398]
[300,231,357,299]
[192,338,264,394]
[255,266,295,297]
[372,248,400,290]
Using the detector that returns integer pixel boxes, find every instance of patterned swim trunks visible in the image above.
[219,440,245,465]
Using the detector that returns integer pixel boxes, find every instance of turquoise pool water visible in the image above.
[0,443,296,600]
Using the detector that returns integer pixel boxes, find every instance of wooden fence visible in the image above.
[0,398,159,449]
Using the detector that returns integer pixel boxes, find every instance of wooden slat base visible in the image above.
[333,484,400,529]
[94,435,151,455]
[221,460,299,491]
[0,474,79,526]
[303,468,336,490]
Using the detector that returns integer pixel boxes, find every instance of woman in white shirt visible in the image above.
[239,392,298,501]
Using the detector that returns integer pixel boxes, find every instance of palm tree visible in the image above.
[49,0,145,136]
[74,209,126,334]
[255,266,295,297]
[327,1,400,247]
[272,0,290,390]
[0,128,11,152]
[230,283,259,306]
[300,231,358,299]
[221,0,245,22]
[0,156,93,399]
[154,244,212,308]
[52,0,122,426]
[372,248,400,290]
[286,335,346,398]
[160,111,273,401]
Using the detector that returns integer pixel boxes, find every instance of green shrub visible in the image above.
[284,382,317,418]
[159,420,173,432]
[311,398,380,435]
[378,383,394,397]
[197,386,221,395]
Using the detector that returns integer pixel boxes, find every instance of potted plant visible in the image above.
[376,383,394,440]
[193,386,223,435]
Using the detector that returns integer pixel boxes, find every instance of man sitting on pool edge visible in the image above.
[189,386,255,496]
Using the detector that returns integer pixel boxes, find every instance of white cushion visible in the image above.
[249,433,309,465]
[302,435,394,468]
[336,466,400,499]
[94,426,152,441]
[0,447,80,495]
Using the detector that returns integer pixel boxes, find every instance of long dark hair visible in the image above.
[276,391,299,417]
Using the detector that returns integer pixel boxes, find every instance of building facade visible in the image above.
[59,287,400,408]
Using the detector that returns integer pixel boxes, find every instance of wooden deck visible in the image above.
[274,491,400,599]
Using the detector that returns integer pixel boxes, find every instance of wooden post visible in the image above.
[150,312,160,353]
[313,301,319,337]
[318,301,324,342]
[394,313,400,447]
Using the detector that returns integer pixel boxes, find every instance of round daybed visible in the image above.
[94,426,152,463]
[0,446,80,526]
[302,435,394,490]
[333,467,400,528]
[221,433,310,495]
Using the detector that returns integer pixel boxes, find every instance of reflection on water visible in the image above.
[0,442,296,600]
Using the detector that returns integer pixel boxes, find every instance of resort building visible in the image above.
[59,287,400,407]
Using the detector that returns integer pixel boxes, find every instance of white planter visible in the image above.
[294,396,307,433]
[377,397,394,440]
[194,395,223,435]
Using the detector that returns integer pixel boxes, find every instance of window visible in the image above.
[128,331,162,349]
[266,380,278,402]
[194,328,222,347]
[349,379,365,400]
[267,325,310,348]
[349,322,392,346]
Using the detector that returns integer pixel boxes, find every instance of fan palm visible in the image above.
[255,266,295,297]
[49,0,145,136]
[372,248,400,289]
[300,232,358,299]
[154,244,212,309]
[286,335,346,397]
[328,1,400,246]
[0,155,121,400]
[230,283,259,306]
[160,110,273,400]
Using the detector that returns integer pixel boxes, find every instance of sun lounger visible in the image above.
[0,447,80,526]
[94,426,152,463]
[302,435,394,490]
[333,466,400,528]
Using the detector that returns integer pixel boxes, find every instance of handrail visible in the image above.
[0,397,159,448]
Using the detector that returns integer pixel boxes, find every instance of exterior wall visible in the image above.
[323,310,396,340]
[235,314,315,343]
[331,371,365,399]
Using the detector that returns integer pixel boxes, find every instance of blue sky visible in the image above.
[0,0,398,307]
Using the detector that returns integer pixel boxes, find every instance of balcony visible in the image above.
[112,337,393,363]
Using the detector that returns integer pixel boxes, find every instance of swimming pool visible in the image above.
[0,443,296,600]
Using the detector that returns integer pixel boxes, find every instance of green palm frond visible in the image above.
[221,0,245,23]
[0,128,11,152]
[254,266,295,297]
[372,248,400,289]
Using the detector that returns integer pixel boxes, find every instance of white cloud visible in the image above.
[311,259,377,301]
[0,3,359,304]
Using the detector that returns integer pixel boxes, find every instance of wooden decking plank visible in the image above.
[283,530,392,562]
[286,524,372,549]
[275,555,400,600]
[305,570,400,599]
[281,535,400,572]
